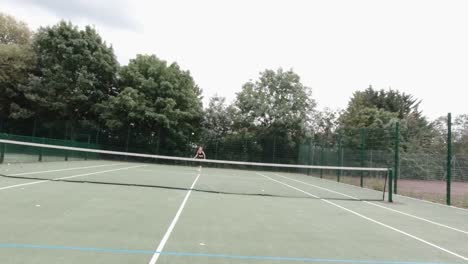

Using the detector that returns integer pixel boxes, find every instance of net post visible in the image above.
[0,142,4,164]
[387,168,393,203]
[0,133,5,164]
[446,113,452,206]
[394,121,400,194]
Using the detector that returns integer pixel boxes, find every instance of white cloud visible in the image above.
[5,0,138,30]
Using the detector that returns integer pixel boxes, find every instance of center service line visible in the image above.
[148,171,201,264]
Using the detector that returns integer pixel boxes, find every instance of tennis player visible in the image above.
[193,146,206,159]
[193,146,206,171]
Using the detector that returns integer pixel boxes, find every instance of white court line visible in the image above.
[0,179,48,190]
[257,173,468,262]
[54,165,147,180]
[273,173,468,235]
[394,193,468,213]
[299,171,468,213]
[148,172,201,264]
[198,171,266,181]
[136,169,194,176]
[9,163,121,176]
[0,165,147,191]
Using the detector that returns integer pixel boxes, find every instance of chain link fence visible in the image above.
[1,114,467,208]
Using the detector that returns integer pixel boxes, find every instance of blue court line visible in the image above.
[0,243,449,264]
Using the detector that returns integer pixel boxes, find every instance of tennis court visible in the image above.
[0,139,467,264]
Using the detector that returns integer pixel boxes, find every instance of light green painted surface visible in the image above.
[0,161,466,264]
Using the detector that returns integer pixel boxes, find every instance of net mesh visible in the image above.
[0,136,390,201]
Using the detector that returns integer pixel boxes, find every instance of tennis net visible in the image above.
[0,137,392,201]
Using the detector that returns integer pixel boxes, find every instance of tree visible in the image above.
[98,54,203,155]
[202,96,233,139]
[340,86,424,128]
[0,13,32,45]
[0,13,35,120]
[98,87,150,129]
[339,86,431,150]
[19,21,119,129]
[310,108,341,143]
[340,107,398,129]
[431,114,468,155]
[453,114,468,157]
[235,68,315,137]
[200,95,244,159]
[233,68,316,162]
[344,86,422,119]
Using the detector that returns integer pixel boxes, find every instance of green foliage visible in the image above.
[344,86,422,119]
[98,54,203,154]
[199,69,317,163]
[230,68,316,162]
[340,86,427,132]
[454,114,468,154]
[309,108,341,144]
[19,21,119,123]
[339,86,432,152]
[0,45,36,119]
[431,114,468,155]
[98,87,150,129]
[341,107,398,129]
[202,96,234,139]
[235,68,315,138]
[0,14,35,120]
[0,13,32,45]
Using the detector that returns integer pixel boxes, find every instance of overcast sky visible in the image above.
[1,0,467,120]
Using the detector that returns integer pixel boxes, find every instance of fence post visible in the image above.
[38,137,44,162]
[156,128,161,155]
[96,128,100,145]
[337,134,343,182]
[360,128,365,187]
[125,124,133,152]
[320,144,324,178]
[446,113,452,206]
[32,118,37,137]
[215,138,219,160]
[272,135,277,163]
[307,138,312,175]
[84,135,90,160]
[394,122,400,194]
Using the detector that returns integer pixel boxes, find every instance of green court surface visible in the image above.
[0,161,467,264]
